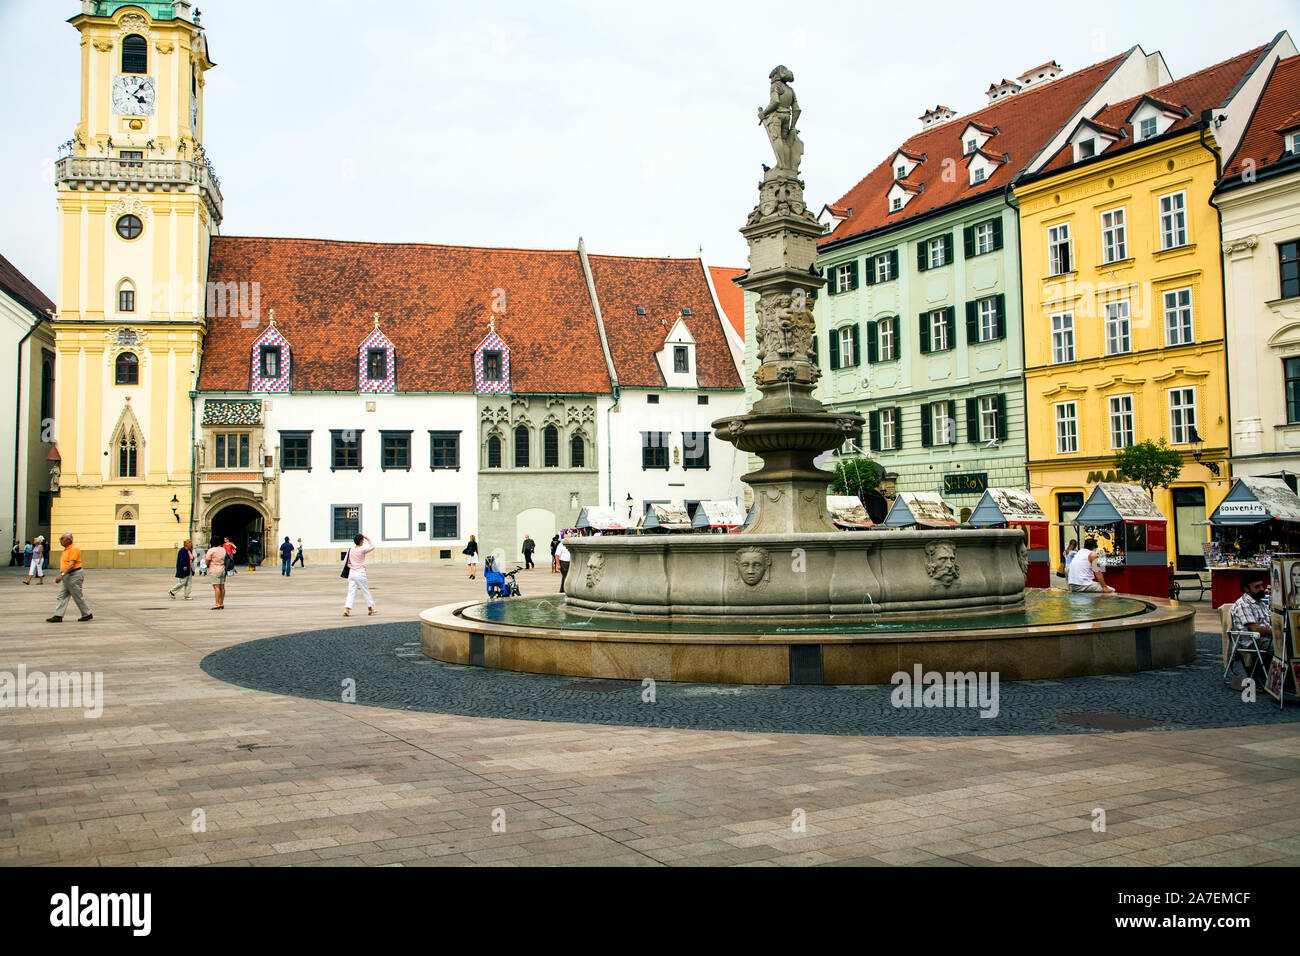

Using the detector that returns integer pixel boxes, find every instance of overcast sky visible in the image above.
[0,0,1294,295]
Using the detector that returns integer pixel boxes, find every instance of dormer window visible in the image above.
[121,34,148,74]
[674,346,689,373]
[261,346,281,379]
[483,350,503,382]
[966,139,977,155]
[973,168,986,183]
[896,165,906,179]
[1288,132,1300,154]
[1139,117,1158,140]
[366,348,386,379]
[891,197,902,211]
[1078,139,1096,159]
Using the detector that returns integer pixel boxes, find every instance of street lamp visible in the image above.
[626,493,634,520]
[1188,425,1220,476]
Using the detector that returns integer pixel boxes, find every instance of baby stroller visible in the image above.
[484,557,523,599]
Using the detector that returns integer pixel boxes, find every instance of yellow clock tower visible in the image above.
[52,1,220,567]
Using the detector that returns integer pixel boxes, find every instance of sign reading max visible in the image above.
[943,473,988,495]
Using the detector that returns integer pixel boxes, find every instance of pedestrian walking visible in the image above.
[248,536,262,571]
[550,534,560,573]
[169,539,195,599]
[522,534,535,570]
[463,535,479,579]
[204,538,228,609]
[223,537,238,574]
[279,536,294,576]
[343,533,376,617]
[9,540,21,567]
[555,534,571,593]
[45,533,92,622]
[24,536,46,585]
[292,537,305,568]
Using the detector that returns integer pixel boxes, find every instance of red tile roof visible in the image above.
[1041,45,1267,173]
[0,252,54,319]
[1224,55,1300,178]
[199,237,611,393]
[587,255,742,390]
[821,52,1128,248]
[708,266,746,340]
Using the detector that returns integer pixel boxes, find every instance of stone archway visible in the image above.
[202,493,270,566]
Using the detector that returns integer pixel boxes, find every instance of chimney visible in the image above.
[1017,60,1063,90]
[919,105,957,130]
[986,79,1022,104]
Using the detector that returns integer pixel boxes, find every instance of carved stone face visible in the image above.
[1017,540,1029,575]
[585,552,605,589]
[735,547,772,587]
[925,540,960,588]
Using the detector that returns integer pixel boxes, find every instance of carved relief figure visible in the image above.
[1017,540,1029,576]
[585,552,605,589]
[924,540,960,588]
[758,65,804,175]
[735,546,772,588]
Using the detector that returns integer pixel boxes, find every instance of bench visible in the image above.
[1169,571,1209,601]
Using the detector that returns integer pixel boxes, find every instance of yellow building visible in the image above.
[51,2,220,566]
[1017,40,1293,570]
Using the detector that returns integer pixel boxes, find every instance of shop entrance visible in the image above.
[1172,487,1207,570]
[1057,491,1084,567]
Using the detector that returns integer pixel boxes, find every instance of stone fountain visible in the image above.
[420,67,1195,684]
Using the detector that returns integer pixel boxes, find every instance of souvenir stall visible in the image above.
[827,495,874,530]
[575,506,629,535]
[881,492,958,529]
[692,501,746,533]
[1073,482,1168,598]
[641,503,693,534]
[967,488,1051,588]
[1206,477,1300,608]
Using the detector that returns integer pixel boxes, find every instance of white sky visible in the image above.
[0,0,1294,295]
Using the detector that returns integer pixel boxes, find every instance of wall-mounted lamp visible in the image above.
[1188,425,1220,476]
[626,493,634,519]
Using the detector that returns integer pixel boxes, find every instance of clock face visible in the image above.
[111,75,156,116]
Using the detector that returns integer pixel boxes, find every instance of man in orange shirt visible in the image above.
[46,532,92,623]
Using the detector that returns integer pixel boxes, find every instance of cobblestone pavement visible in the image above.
[3,563,1299,867]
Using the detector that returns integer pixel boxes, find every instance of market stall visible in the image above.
[968,488,1051,587]
[1206,476,1300,608]
[827,495,874,530]
[692,501,746,533]
[575,506,629,535]
[881,492,957,529]
[1073,482,1167,598]
[641,503,693,534]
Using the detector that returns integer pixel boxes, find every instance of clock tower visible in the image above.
[51,1,220,567]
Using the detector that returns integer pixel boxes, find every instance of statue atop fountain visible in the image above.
[713,66,864,535]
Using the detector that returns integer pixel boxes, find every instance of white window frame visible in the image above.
[1159,191,1188,250]
[839,326,856,367]
[880,407,897,451]
[931,403,955,445]
[1139,116,1158,141]
[1101,207,1127,263]
[878,318,896,361]
[1290,132,1300,155]
[928,237,946,268]
[1109,394,1135,450]
[973,167,986,184]
[1055,402,1079,454]
[1048,223,1073,276]
[875,254,894,282]
[1050,313,1075,364]
[836,262,854,290]
[978,298,998,342]
[1163,287,1194,346]
[975,222,995,255]
[930,310,950,351]
[966,138,978,155]
[1077,138,1096,160]
[896,164,906,179]
[1169,387,1197,444]
[1105,300,1131,356]
[891,197,902,211]
[978,396,998,442]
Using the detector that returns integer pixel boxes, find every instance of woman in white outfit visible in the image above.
[24,537,45,585]
[343,533,376,617]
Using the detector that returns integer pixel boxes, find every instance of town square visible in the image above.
[1,0,1299,917]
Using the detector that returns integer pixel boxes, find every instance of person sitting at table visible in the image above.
[1229,571,1274,670]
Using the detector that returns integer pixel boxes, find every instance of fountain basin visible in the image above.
[420,591,1196,685]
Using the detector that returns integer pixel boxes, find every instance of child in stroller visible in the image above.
[484,556,523,599]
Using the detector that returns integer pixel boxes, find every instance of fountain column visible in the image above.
[715,65,864,535]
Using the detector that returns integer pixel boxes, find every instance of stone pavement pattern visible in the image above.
[2,563,1299,867]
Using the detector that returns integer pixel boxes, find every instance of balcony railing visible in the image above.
[55,155,223,219]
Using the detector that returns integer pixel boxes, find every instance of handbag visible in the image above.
[341,552,351,579]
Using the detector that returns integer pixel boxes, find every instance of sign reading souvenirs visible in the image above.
[1217,501,1269,517]
[943,472,988,495]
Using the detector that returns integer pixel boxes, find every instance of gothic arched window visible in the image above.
[543,426,559,468]
[121,34,148,74]
[117,433,139,478]
[570,433,586,469]
[115,351,139,385]
[486,435,501,469]
[514,425,529,468]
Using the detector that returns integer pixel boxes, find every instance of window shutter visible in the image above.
[963,225,976,259]
[967,397,980,443]
[891,315,901,352]
[996,394,1008,441]
[893,407,904,447]
[868,411,881,451]
[965,301,979,344]
[947,401,957,444]
[889,250,899,279]
[942,234,954,264]
[991,217,1004,251]
[921,404,933,447]
[944,309,956,349]
[810,335,820,367]
[828,329,840,370]
[919,313,931,354]
[917,242,929,272]
[825,266,837,296]
[866,321,879,364]
[850,324,861,367]
[994,294,1006,339]
[863,256,876,286]
[848,260,860,291]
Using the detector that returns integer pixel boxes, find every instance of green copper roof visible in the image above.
[90,2,187,20]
